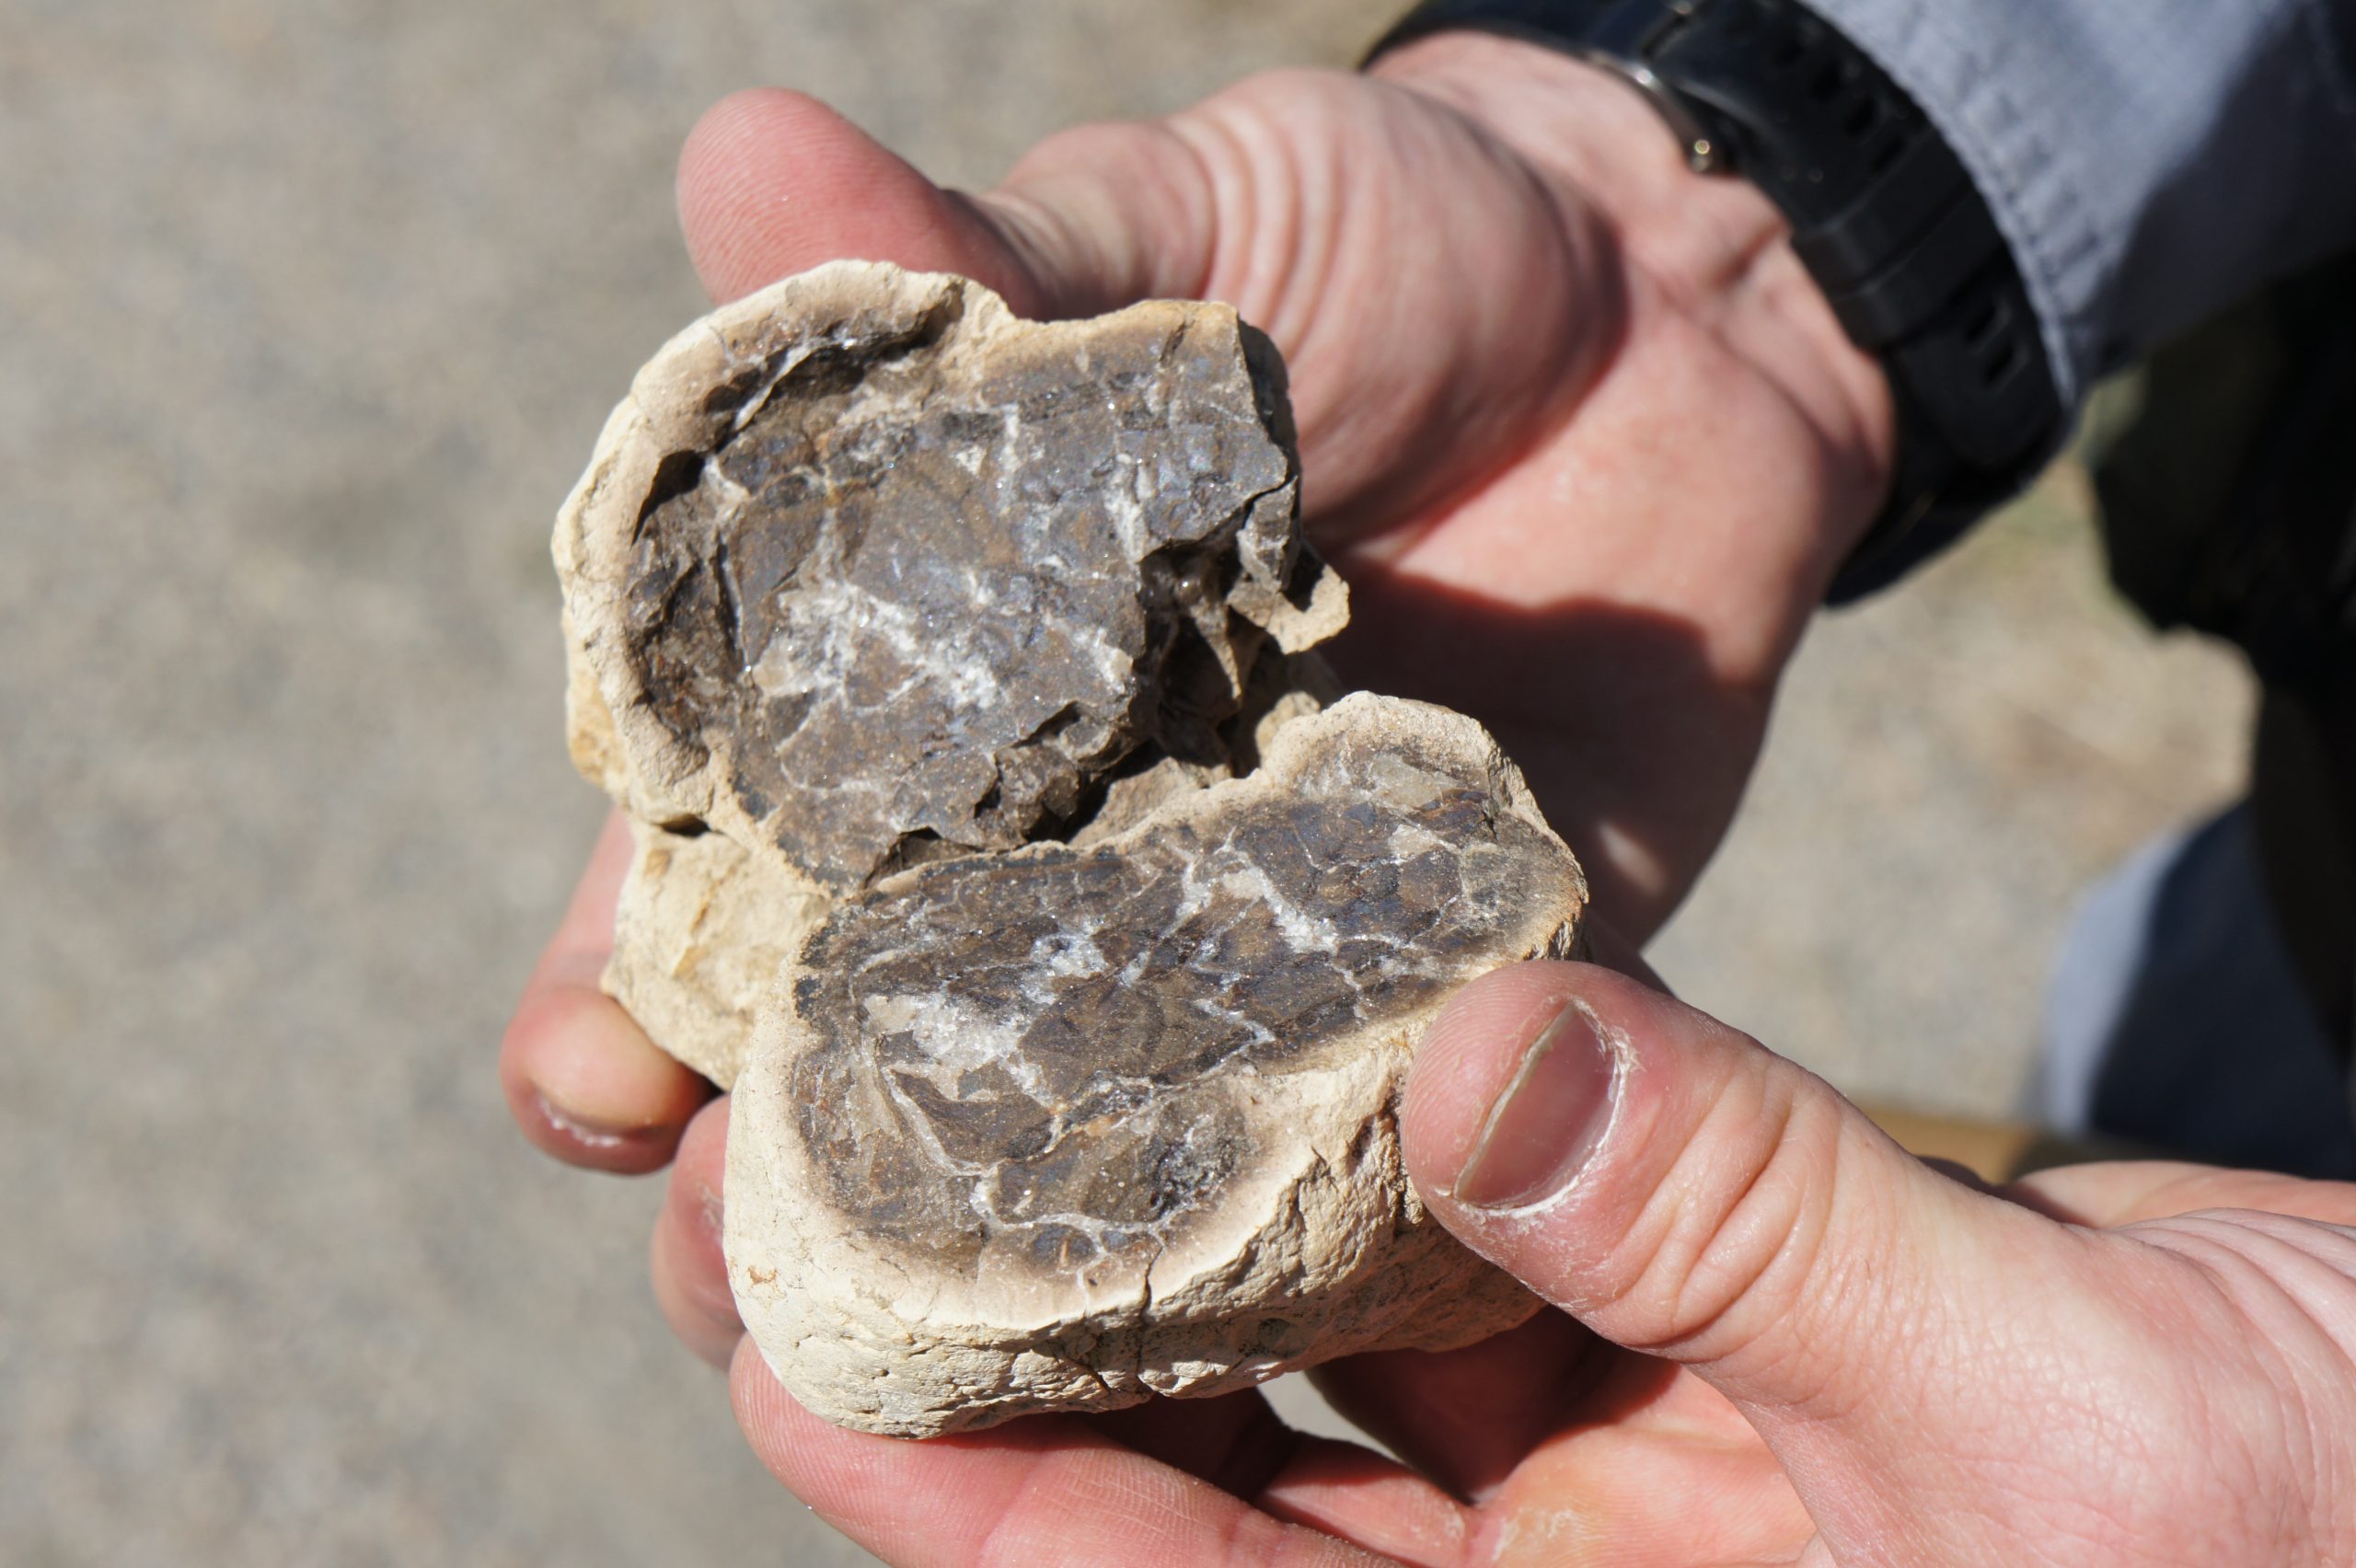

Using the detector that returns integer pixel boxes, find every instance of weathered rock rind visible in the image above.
[727,694,1584,1437]
[603,823,827,1090]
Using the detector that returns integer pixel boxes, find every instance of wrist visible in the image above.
[1370,32,1896,582]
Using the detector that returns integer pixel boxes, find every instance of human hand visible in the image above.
[692,962,2356,1566]
[502,47,2356,1562]
[495,38,1981,1560]
[504,31,1893,1173]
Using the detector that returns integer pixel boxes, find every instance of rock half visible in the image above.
[555,260,1344,894]
[728,695,1580,1436]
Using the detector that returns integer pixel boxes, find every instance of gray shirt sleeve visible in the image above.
[1806,0,2356,408]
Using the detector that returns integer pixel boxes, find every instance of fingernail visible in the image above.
[694,1180,725,1245]
[1452,1000,1620,1209]
[533,1088,668,1154]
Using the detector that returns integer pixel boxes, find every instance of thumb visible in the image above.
[1403,962,2078,1549]
[676,87,1212,319]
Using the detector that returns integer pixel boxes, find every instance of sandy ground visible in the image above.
[0,2,2252,1562]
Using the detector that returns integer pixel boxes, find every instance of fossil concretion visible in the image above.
[555,261,1583,1435]
[732,695,1584,1435]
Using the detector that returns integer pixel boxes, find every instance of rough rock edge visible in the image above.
[602,821,829,1090]
[726,694,1582,1437]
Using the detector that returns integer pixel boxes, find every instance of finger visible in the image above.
[1327,1335,1813,1563]
[2010,1159,2356,1231]
[729,1343,1436,1567]
[1310,1309,1605,1503]
[1321,911,1657,1508]
[1253,1439,1478,1567]
[1088,1393,1469,1565]
[1401,962,2081,1559]
[652,1096,740,1368]
[1088,1391,1296,1494]
[1480,1352,1812,1565]
[673,77,1618,535]
[675,87,1210,318]
[501,813,712,1173]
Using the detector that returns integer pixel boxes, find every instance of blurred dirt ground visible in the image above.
[0,2,2250,1563]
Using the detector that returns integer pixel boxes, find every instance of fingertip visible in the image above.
[729,1334,850,1494]
[676,87,1031,307]
[500,980,711,1174]
[1311,1309,1600,1504]
[1403,960,1602,1196]
[727,1328,781,1429]
[653,1098,741,1367]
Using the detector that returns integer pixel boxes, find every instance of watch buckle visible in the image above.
[1579,0,1724,174]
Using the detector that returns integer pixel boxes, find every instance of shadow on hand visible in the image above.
[1326,564,1772,943]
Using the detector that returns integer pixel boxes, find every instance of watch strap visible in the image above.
[1368,0,2066,601]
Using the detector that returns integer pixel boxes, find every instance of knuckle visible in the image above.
[1202,64,1357,119]
[1011,115,1155,175]
[1595,1067,1854,1376]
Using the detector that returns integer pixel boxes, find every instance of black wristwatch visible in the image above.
[1367,0,2068,602]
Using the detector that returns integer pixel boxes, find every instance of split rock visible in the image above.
[727,694,1582,1437]
[555,262,1588,1435]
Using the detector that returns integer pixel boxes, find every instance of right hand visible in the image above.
[732,964,2356,1565]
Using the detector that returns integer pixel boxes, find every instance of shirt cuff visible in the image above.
[1803,0,2356,409]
